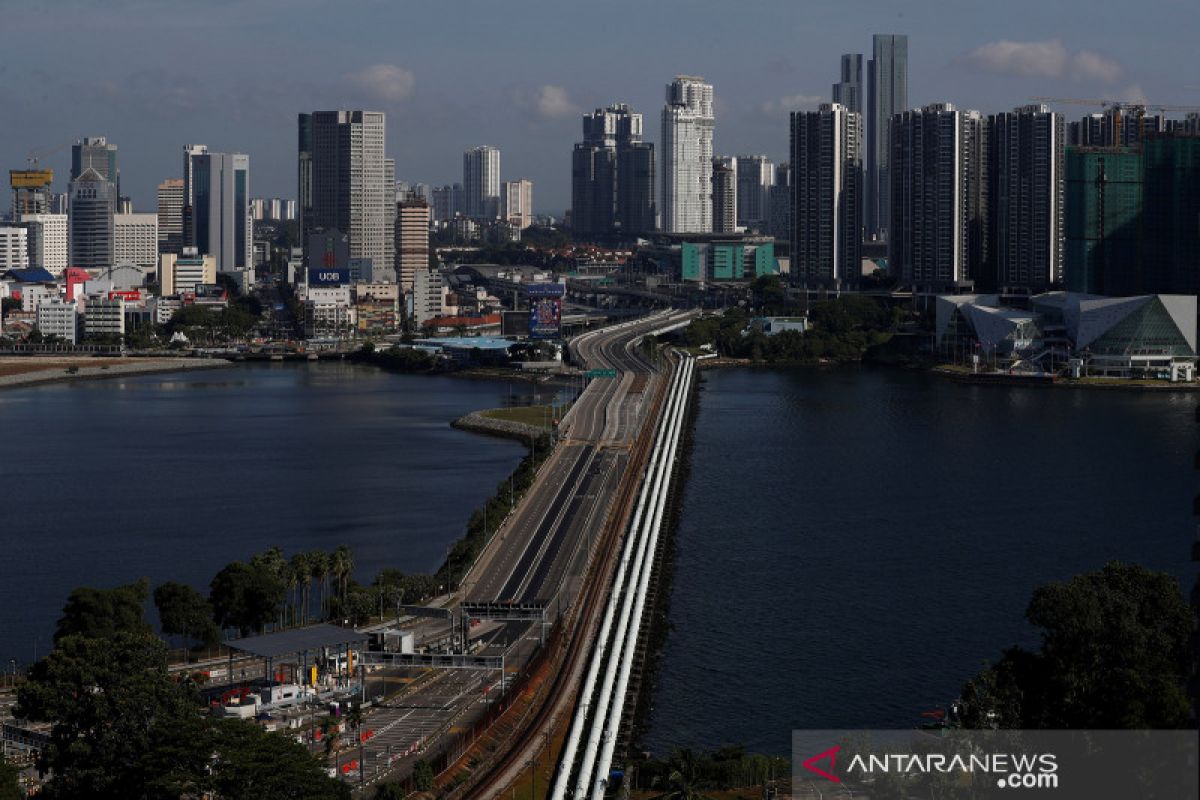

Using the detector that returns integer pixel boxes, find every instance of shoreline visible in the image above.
[0,357,230,391]
[450,410,548,442]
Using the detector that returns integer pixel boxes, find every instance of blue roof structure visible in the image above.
[416,337,514,351]
[6,267,56,283]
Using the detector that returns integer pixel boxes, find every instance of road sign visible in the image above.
[585,369,618,378]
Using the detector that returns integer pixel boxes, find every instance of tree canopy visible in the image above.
[960,561,1193,729]
[54,578,151,643]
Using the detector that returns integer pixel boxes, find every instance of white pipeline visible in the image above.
[547,357,684,800]
[587,356,693,800]
[569,359,688,799]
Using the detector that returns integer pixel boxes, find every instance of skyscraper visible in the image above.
[463,146,501,220]
[393,198,430,293]
[661,75,715,233]
[988,104,1065,292]
[71,137,119,196]
[69,167,116,270]
[735,155,775,231]
[10,169,54,219]
[1063,146,1142,295]
[185,151,251,272]
[1141,133,1200,295]
[832,54,864,115]
[866,34,908,241]
[711,158,737,233]
[157,178,184,255]
[502,180,534,230]
[572,104,656,238]
[767,162,792,243]
[299,111,394,279]
[889,103,988,292]
[790,103,863,287]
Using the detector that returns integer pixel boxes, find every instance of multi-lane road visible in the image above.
[351,310,692,792]
[463,311,686,611]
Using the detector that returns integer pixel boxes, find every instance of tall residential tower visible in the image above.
[866,34,908,241]
[661,75,715,233]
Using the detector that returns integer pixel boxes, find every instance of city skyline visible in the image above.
[2,0,1192,214]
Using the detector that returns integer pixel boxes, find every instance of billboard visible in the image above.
[529,297,561,339]
[501,310,530,337]
[527,283,564,340]
[308,268,350,287]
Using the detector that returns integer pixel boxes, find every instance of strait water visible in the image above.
[0,363,535,665]
[641,366,1197,756]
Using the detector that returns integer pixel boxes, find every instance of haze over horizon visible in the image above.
[2,0,1194,213]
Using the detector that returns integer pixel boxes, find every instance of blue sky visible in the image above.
[1,0,1194,213]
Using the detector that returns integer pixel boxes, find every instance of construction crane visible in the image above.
[24,139,74,169]
[1030,96,1200,143]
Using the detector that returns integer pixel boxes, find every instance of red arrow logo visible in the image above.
[802,745,841,783]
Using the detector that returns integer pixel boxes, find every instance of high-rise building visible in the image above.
[988,104,1065,292]
[866,34,908,241]
[157,178,184,255]
[0,226,29,271]
[114,213,159,271]
[185,151,251,272]
[180,144,208,248]
[711,158,737,233]
[735,155,775,231]
[661,75,715,233]
[1063,146,1142,295]
[789,103,863,287]
[431,184,463,223]
[889,103,988,292]
[463,146,501,220]
[19,214,68,275]
[71,137,119,196]
[1141,134,1200,295]
[502,180,534,230]
[767,162,792,243]
[299,111,394,280]
[832,54,864,115]
[394,198,430,292]
[69,167,116,270]
[10,169,54,219]
[572,104,656,238]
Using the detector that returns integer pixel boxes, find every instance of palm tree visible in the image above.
[650,750,713,800]
[309,550,330,619]
[290,552,310,626]
[332,544,354,605]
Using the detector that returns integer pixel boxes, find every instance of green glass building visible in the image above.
[1064,146,1142,294]
[1142,135,1200,295]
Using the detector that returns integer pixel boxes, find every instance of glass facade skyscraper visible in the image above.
[866,34,907,242]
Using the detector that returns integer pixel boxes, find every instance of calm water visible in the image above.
[0,363,534,665]
[642,367,1197,756]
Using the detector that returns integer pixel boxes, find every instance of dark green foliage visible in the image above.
[153,581,219,651]
[166,303,258,343]
[354,345,438,373]
[54,578,151,643]
[683,298,898,365]
[16,631,208,799]
[635,748,788,798]
[0,758,21,800]
[207,719,351,800]
[413,759,435,791]
[209,558,287,636]
[17,630,346,799]
[373,782,408,800]
[960,561,1193,729]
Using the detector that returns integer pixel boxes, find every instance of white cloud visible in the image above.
[1071,51,1122,83]
[344,63,415,102]
[534,85,577,119]
[761,94,823,117]
[962,39,1121,83]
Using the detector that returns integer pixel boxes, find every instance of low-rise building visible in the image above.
[82,296,126,339]
[36,298,78,343]
[161,249,217,296]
